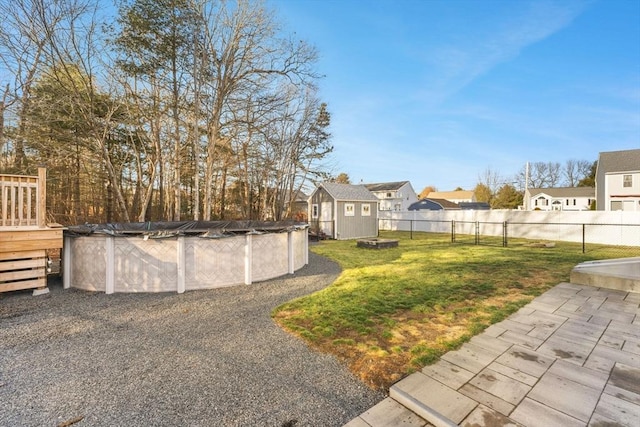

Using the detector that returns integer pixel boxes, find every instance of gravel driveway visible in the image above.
[0,252,383,427]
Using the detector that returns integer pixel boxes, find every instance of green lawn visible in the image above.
[272,231,639,390]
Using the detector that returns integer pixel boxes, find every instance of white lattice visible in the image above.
[71,237,106,291]
[185,237,245,289]
[251,233,288,282]
[114,238,178,292]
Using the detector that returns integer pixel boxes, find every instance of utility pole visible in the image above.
[524,161,530,210]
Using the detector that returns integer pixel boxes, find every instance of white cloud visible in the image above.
[419,0,590,106]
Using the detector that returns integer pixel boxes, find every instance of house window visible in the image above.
[345,203,355,216]
[361,204,371,216]
[566,199,569,205]
[623,175,632,188]
[386,192,392,198]
[534,199,538,206]
[311,204,318,219]
[573,199,576,205]
[611,201,622,211]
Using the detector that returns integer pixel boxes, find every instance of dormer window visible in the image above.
[623,175,632,188]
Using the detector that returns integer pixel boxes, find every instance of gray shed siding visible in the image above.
[334,200,378,240]
[308,185,378,240]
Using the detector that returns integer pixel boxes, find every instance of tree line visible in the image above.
[0,0,332,224]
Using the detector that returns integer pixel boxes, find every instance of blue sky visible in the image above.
[270,0,640,192]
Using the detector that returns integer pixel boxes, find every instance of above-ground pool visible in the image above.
[63,221,308,293]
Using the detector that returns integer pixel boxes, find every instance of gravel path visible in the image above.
[0,252,383,427]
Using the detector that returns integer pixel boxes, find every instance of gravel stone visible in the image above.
[0,252,383,427]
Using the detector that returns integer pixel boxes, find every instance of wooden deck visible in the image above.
[1,169,63,294]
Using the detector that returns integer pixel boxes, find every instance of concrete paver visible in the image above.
[344,397,431,427]
[460,405,522,427]
[593,393,640,426]
[390,373,476,424]
[527,371,601,422]
[509,398,583,427]
[345,258,640,427]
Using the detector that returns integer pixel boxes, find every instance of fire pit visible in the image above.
[356,238,399,249]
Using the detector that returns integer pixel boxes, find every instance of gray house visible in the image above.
[596,149,640,211]
[308,182,379,240]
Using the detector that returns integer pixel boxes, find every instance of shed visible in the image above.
[308,182,379,240]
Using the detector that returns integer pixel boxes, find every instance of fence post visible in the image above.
[105,236,115,294]
[410,219,413,239]
[475,221,479,245]
[37,167,46,227]
[503,221,508,247]
[451,220,455,243]
[177,236,186,293]
[582,224,586,254]
[244,234,252,285]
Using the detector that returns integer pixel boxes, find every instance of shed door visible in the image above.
[321,202,332,236]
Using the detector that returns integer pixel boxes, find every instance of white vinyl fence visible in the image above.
[379,210,640,247]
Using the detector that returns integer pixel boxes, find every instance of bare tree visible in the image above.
[478,166,502,194]
[197,0,320,220]
[563,159,592,187]
[0,0,64,171]
[516,161,562,188]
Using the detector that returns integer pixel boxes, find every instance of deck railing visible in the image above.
[0,168,46,227]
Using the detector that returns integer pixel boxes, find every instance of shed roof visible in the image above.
[364,181,410,192]
[528,187,595,198]
[598,149,640,174]
[316,182,378,202]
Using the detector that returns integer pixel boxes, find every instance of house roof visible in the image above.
[528,187,595,198]
[363,181,409,192]
[598,149,640,174]
[459,202,491,210]
[409,198,460,210]
[316,182,378,202]
[285,190,308,204]
[428,198,461,209]
[428,190,475,200]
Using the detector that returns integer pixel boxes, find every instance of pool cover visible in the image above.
[64,220,307,238]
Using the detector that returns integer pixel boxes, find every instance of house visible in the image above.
[408,198,460,210]
[524,187,595,211]
[364,181,418,211]
[596,149,640,211]
[308,182,379,240]
[286,190,309,221]
[427,190,476,204]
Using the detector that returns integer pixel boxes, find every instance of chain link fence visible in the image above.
[378,218,640,257]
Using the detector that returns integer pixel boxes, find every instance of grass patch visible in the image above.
[273,231,639,390]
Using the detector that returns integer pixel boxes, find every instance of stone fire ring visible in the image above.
[356,238,399,249]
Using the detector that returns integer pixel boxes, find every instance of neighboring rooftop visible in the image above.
[598,149,640,173]
[428,190,475,201]
[364,181,410,192]
[409,198,460,210]
[527,187,595,198]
